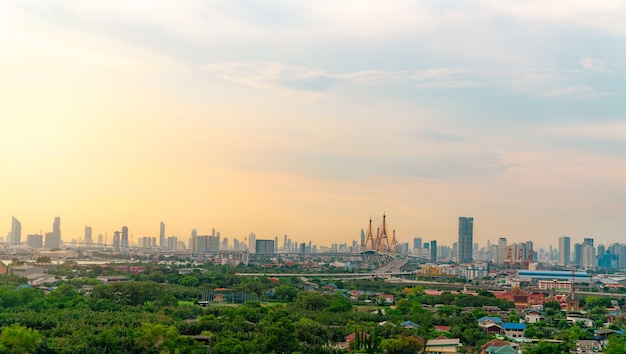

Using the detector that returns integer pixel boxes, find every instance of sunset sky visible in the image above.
[1,1,625,249]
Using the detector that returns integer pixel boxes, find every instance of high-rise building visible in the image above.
[45,232,61,249]
[27,234,43,248]
[497,237,507,264]
[413,237,422,250]
[256,239,275,255]
[10,216,21,245]
[458,217,474,263]
[190,229,197,253]
[574,243,582,266]
[121,226,129,251]
[559,236,570,266]
[248,233,256,252]
[167,236,178,251]
[113,231,121,252]
[98,234,103,245]
[430,240,437,261]
[159,222,165,249]
[582,238,595,268]
[85,226,93,247]
[53,216,61,236]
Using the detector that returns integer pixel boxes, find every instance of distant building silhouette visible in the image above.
[458,217,474,263]
[159,222,165,249]
[559,236,570,266]
[430,240,437,261]
[121,226,129,251]
[85,226,93,247]
[256,239,275,255]
[10,216,21,245]
[27,234,43,248]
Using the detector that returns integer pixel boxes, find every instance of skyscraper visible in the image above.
[53,216,61,238]
[248,233,256,252]
[159,222,165,249]
[85,226,93,247]
[413,237,422,250]
[10,216,21,245]
[458,217,474,263]
[559,236,571,266]
[430,240,437,261]
[45,216,62,249]
[121,226,129,251]
[582,238,595,268]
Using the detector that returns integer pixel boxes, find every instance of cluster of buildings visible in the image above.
[7,216,62,249]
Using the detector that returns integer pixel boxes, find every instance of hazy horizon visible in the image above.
[2,1,625,249]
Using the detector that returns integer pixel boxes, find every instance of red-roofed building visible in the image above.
[434,326,451,332]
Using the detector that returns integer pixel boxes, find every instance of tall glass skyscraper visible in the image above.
[10,216,21,245]
[559,236,571,266]
[458,217,474,263]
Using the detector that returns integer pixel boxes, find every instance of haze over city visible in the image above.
[2,1,625,249]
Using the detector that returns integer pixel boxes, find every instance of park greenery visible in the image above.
[0,262,623,353]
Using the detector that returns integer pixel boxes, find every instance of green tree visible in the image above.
[508,310,520,323]
[377,335,423,354]
[605,335,626,354]
[274,284,298,302]
[0,323,43,354]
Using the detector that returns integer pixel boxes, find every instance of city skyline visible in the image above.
[1,213,619,252]
[2,2,626,248]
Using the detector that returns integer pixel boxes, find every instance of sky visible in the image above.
[1,1,625,250]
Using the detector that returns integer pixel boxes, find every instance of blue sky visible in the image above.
[1,1,625,249]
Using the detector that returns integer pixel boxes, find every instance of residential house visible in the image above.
[566,315,594,328]
[481,339,521,354]
[524,311,543,324]
[502,323,526,339]
[477,316,503,328]
[576,339,602,354]
[483,324,503,336]
[379,294,395,304]
[424,337,461,354]
[434,325,451,333]
[400,320,420,330]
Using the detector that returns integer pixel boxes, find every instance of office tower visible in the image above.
[361,229,365,248]
[284,235,288,251]
[430,240,437,261]
[190,229,197,253]
[27,234,43,248]
[121,226,129,251]
[98,234,103,245]
[85,226,93,247]
[167,236,177,251]
[248,233,256,252]
[574,243,582,266]
[497,237,507,264]
[274,236,278,251]
[413,237,422,250]
[222,237,229,250]
[582,238,595,268]
[10,216,21,245]
[212,228,216,237]
[159,222,165,249]
[255,239,275,255]
[452,242,458,259]
[458,217,474,263]
[53,216,61,237]
[113,231,121,252]
[45,232,61,249]
[597,244,606,258]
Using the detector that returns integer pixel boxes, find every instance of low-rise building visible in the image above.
[425,337,461,354]
[502,323,526,339]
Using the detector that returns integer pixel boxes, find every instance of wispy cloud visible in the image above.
[579,57,610,73]
[544,85,610,99]
[542,121,626,140]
